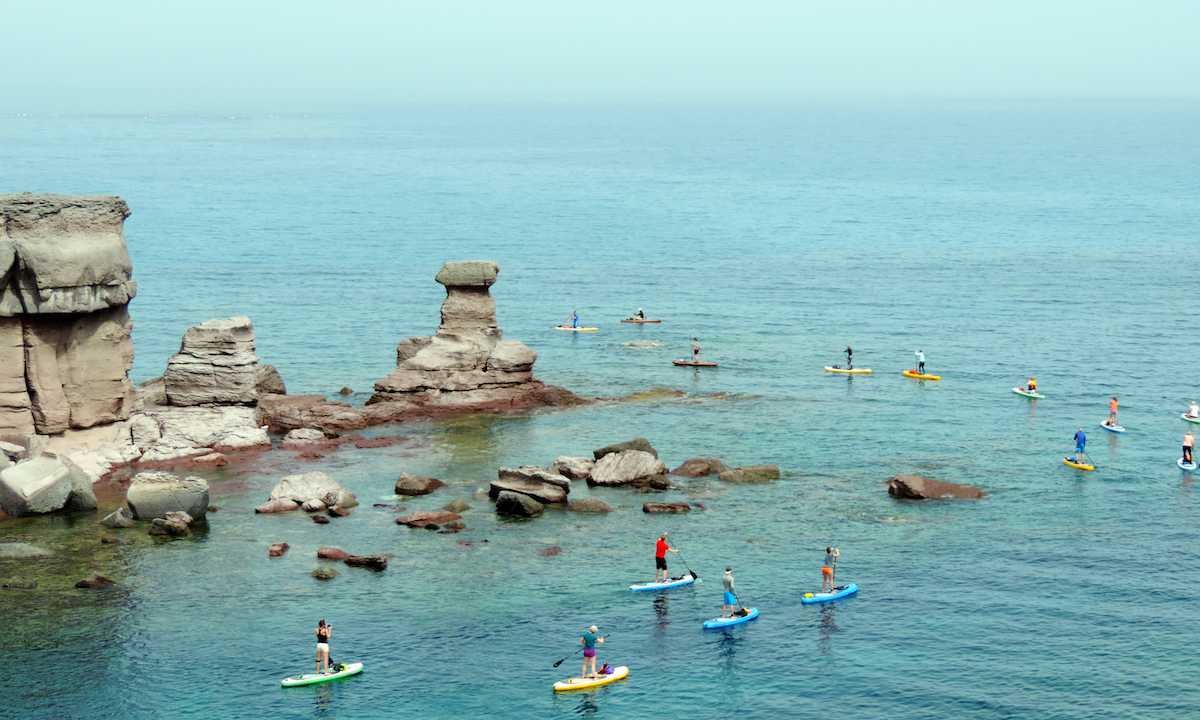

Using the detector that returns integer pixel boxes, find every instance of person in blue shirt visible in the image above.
[1074,429,1087,464]
[568,311,579,328]
[579,625,603,678]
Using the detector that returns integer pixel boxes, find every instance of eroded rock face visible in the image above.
[495,490,544,517]
[491,466,570,504]
[0,194,138,436]
[551,456,594,479]
[164,317,259,406]
[370,261,579,413]
[886,475,985,500]
[587,450,668,487]
[125,472,210,520]
[670,458,728,477]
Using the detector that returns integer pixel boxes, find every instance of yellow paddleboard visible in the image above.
[554,326,598,332]
[1063,457,1094,471]
[903,370,941,380]
[553,665,629,691]
[825,366,872,374]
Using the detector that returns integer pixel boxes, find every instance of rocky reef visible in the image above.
[0,193,137,436]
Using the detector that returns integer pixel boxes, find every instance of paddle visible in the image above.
[669,543,698,580]
[553,635,609,668]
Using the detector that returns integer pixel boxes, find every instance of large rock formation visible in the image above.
[368,261,579,413]
[164,317,259,406]
[490,465,570,504]
[587,450,668,487]
[0,194,138,435]
[886,475,986,500]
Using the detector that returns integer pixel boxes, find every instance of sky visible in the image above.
[2,0,1198,99]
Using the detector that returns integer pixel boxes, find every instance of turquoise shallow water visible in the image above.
[2,99,1200,719]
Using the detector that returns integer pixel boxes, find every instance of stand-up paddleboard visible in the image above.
[674,360,718,367]
[1182,414,1200,424]
[553,666,629,692]
[1064,457,1094,471]
[702,608,759,629]
[1100,420,1126,433]
[1013,387,1045,399]
[630,574,696,592]
[620,318,661,323]
[282,662,363,687]
[825,367,872,374]
[903,370,941,380]
[801,583,858,604]
[555,326,598,332]
[1180,458,1198,472]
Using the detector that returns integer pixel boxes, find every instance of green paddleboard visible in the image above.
[281,662,363,687]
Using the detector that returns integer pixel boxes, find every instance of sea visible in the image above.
[1,96,1199,720]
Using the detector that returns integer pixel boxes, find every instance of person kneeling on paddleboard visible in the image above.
[1074,429,1087,465]
[580,625,603,678]
[315,620,333,675]
[1185,431,1194,465]
[655,533,679,583]
[1189,402,1199,420]
[721,567,737,618]
[822,547,840,592]
[916,349,925,375]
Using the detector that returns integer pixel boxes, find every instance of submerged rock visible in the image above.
[317,547,350,560]
[343,555,387,571]
[643,502,691,514]
[3,575,37,589]
[312,515,330,524]
[0,542,52,559]
[886,475,985,500]
[495,490,544,517]
[256,498,300,514]
[538,546,563,556]
[126,471,210,520]
[75,572,115,589]
[311,567,339,580]
[719,465,781,483]
[567,498,613,513]
[279,428,329,450]
[670,458,729,477]
[593,438,657,461]
[148,513,192,537]
[394,473,445,496]
[442,498,470,513]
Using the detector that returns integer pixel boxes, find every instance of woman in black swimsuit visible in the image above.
[316,619,332,674]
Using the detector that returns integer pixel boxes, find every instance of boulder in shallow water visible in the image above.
[442,498,470,513]
[550,456,594,479]
[317,547,350,560]
[311,567,339,580]
[491,465,570,504]
[495,490,544,517]
[268,542,290,557]
[567,498,613,513]
[256,498,300,514]
[395,473,445,496]
[279,428,328,450]
[587,450,668,487]
[670,458,728,477]
[718,465,780,483]
[3,575,37,589]
[338,387,354,395]
[125,471,209,520]
[394,510,462,529]
[343,555,387,571]
[268,471,357,508]
[538,546,563,556]
[886,475,985,500]
[148,513,191,537]
[643,502,691,514]
[75,572,115,589]
[593,438,657,461]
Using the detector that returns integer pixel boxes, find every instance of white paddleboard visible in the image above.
[1180,458,1197,472]
[1100,421,1126,433]
[629,574,696,592]
[281,662,363,687]
[553,666,629,691]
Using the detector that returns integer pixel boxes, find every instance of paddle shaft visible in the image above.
[553,634,610,668]
[669,543,698,579]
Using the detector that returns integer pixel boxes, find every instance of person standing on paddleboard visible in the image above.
[1185,431,1194,465]
[916,349,925,375]
[692,338,701,363]
[566,311,578,329]
[721,567,736,618]
[1108,397,1119,427]
[315,620,332,675]
[655,533,679,582]
[845,345,853,370]
[1074,429,1087,464]
[1026,377,1037,393]
[580,625,603,678]
[822,547,840,592]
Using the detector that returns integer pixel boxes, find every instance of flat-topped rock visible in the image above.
[435,260,499,287]
[395,473,445,496]
[670,458,728,477]
[164,317,259,406]
[588,450,668,487]
[887,475,985,500]
[491,465,570,504]
[0,455,96,517]
[126,471,210,520]
[593,438,657,460]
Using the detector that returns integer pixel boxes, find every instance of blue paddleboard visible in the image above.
[630,574,696,592]
[702,607,758,629]
[801,583,858,604]
[1180,458,1197,472]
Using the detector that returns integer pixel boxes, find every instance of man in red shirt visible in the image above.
[655,533,679,583]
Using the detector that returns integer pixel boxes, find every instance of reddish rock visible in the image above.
[538,546,563,556]
[691,502,708,511]
[317,547,349,560]
[719,465,781,483]
[343,555,387,571]
[643,502,691,514]
[296,451,326,460]
[75,572,115,589]
[328,507,352,517]
[395,473,445,496]
[255,498,300,514]
[567,498,613,513]
[268,542,289,557]
[312,515,330,524]
[395,510,461,529]
[886,475,985,500]
[458,540,475,547]
[669,458,728,477]
[355,435,408,449]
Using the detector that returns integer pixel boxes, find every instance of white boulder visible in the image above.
[125,471,210,520]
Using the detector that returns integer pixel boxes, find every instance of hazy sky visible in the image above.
[5,0,1198,98]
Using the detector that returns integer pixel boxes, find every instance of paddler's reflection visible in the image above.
[817,603,839,655]
[574,693,599,719]
[653,595,669,629]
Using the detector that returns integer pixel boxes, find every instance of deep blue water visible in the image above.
[2,98,1199,720]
